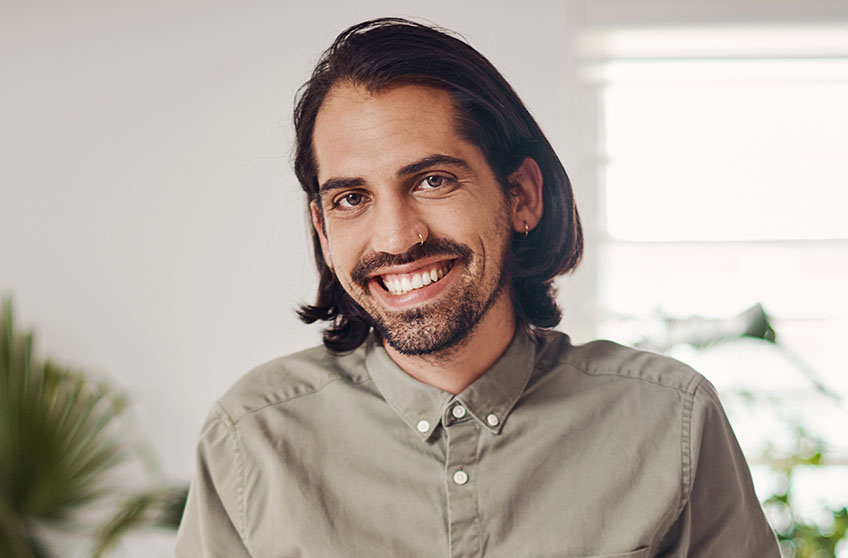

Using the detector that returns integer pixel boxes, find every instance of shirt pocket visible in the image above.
[579,548,651,558]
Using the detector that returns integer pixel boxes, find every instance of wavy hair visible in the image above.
[294,18,583,353]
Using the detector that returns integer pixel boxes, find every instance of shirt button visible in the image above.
[486,414,499,427]
[451,405,467,419]
[416,419,430,433]
[453,470,469,485]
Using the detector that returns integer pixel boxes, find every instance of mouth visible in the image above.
[375,259,456,296]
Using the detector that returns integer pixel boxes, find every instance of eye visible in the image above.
[334,191,366,209]
[418,174,455,190]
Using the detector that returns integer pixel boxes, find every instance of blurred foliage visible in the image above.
[92,485,187,557]
[642,303,847,557]
[637,302,777,353]
[1,297,128,557]
[761,426,848,558]
[0,297,186,557]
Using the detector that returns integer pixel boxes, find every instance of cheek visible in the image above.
[423,201,502,254]
[446,197,507,236]
[324,222,363,275]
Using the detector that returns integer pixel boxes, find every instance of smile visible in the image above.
[378,260,455,296]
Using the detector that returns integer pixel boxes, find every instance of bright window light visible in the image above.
[601,60,848,241]
[594,54,848,472]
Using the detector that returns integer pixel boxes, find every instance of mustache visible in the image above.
[351,238,471,286]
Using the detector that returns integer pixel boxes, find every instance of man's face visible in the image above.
[311,83,515,356]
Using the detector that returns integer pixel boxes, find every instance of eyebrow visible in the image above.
[397,154,471,177]
[317,154,471,197]
[318,177,366,196]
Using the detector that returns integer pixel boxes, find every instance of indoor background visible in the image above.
[2,1,847,556]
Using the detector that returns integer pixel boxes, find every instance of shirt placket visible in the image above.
[444,401,482,558]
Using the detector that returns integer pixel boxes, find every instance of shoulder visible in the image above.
[212,344,372,425]
[535,330,706,396]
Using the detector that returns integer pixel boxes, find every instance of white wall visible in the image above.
[0,0,587,481]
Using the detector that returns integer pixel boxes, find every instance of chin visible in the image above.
[378,313,476,357]
[371,276,505,357]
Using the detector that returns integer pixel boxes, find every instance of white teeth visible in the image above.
[383,263,451,295]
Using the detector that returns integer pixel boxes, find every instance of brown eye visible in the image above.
[425,175,445,188]
[338,192,364,208]
[420,174,456,190]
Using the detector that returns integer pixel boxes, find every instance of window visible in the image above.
[579,23,848,551]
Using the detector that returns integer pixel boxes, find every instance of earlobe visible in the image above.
[310,200,334,271]
[508,157,544,234]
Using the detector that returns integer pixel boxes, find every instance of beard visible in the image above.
[348,236,510,357]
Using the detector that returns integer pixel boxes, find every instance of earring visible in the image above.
[523,222,529,238]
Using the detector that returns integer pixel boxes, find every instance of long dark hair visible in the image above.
[294,18,583,353]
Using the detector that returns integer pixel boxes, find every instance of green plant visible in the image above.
[0,297,187,557]
[1,297,131,557]
[761,426,848,558]
[91,485,187,557]
[639,303,847,557]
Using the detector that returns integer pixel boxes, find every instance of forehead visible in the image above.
[312,83,469,182]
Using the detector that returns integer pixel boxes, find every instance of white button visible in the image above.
[416,419,430,433]
[486,414,499,427]
[451,405,467,419]
[453,470,469,485]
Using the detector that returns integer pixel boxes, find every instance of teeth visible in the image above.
[382,263,451,296]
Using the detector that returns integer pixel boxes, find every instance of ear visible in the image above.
[507,157,544,234]
[310,200,334,271]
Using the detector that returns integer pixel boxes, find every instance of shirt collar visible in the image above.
[365,328,537,441]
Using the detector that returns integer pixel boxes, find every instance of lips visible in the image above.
[379,260,454,296]
[350,239,472,302]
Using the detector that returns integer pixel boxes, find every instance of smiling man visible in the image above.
[175,18,779,558]
[308,83,536,395]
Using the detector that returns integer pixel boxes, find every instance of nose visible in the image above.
[369,194,426,255]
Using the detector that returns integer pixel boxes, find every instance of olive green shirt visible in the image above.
[175,330,779,557]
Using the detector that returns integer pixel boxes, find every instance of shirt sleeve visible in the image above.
[174,405,252,558]
[658,378,781,557]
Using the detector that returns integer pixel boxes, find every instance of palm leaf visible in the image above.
[91,485,188,557]
[0,297,130,554]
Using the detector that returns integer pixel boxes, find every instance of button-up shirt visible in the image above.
[175,329,779,557]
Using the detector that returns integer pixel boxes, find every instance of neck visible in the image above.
[383,292,516,395]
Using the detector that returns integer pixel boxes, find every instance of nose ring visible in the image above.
[418,232,425,246]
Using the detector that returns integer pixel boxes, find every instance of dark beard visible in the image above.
[372,267,506,356]
[348,231,511,357]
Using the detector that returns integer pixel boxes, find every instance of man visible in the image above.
[175,18,779,557]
